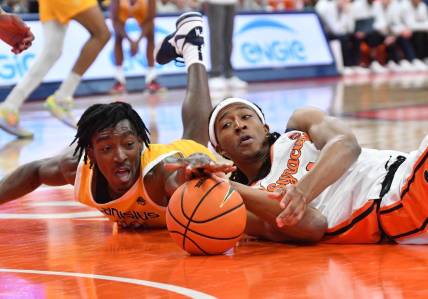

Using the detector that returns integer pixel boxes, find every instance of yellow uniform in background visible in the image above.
[75,139,216,228]
[39,0,98,24]
[118,0,148,24]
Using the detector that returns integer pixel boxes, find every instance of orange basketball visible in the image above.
[166,177,247,255]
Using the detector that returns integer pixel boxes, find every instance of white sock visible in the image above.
[145,67,157,83]
[116,65,126,84]
[182,43,205,70]
[54,72,81,102]
[3,21,66,111]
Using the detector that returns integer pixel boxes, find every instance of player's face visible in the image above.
[89,119,143,198]
[214,104,269,162]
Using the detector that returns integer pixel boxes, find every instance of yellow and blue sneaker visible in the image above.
[44,95,77,129]
[0,106,33,139]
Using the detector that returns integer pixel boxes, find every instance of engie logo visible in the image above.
[236,19,306,64]
[0,52,35,80]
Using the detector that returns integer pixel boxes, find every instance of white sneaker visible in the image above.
[400,60,416,72]
[370,61,388,74]
[352,66,370,75]
[227,76,248,89]
[342,67,355,76]
[209,77,227,90]
[412,59,428,71]
[387,61,402,73]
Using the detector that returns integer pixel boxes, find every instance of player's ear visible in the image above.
[87,146,95,167]
[263,124,270,135]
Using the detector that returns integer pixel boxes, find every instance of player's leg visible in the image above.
[45,5,110,128]
[155,12,211,145]
[111,21,126,94]
[0,21,66,138]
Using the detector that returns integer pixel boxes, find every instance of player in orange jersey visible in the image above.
[207,96,428,244]
[110,0,162,94]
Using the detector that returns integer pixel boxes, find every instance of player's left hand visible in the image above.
[0,14,34,54]
[274,185,308,227]
[164,153,236,181]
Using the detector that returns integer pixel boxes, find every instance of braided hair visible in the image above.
[71,102,150,166]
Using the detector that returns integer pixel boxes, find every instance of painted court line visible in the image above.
[0,211,103,219]
[0,268,216,299]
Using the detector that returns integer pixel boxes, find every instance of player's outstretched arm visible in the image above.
[231,181,327,243]
[0,7,34,54]
[0,149,78,204]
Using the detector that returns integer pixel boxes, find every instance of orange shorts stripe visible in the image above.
[379,147,428,240]
[322,200,381,244]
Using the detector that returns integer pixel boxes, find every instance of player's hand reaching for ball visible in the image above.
[164,153,236,181]
[272,185,308,227]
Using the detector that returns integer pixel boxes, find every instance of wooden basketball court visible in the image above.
[0,73,427,298]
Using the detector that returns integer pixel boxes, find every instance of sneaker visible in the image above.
[352,66,370,75]
[146,80,166,94]
[0,106,33,138]
[412,59,428,71]
[387,61,402,73]
[209,77,227,91]
[400,60,416,72]
[342,67,355,76]
[154,11,204,65]
[110,81,126,94]
[227,76,248,89]
[370,61,388,74]
[44,95,77,129]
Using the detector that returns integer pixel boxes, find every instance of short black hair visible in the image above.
[71,102,150,164]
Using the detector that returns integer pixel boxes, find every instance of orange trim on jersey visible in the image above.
[379,147,428,240]
[322,200,381,244]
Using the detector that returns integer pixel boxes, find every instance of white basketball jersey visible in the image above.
[254,131,407,228]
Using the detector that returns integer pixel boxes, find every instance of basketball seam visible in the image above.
[167,206,244,240]
[168,230,209,255]
[186,202,245,224]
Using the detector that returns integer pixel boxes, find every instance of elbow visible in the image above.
[342,133,361,162]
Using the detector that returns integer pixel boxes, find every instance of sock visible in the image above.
[116,65,126,84]
[182,43,205,70]
[54,72,81,102]
[145,67,157,83]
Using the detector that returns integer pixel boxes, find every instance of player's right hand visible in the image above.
[164,154,236,181]
[0,14,34,54]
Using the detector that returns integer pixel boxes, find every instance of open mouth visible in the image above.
[115,167,131,182]
[239,135,253,145]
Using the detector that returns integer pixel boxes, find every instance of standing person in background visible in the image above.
[0,0,111,138]
[110,0,163,94]
[316,0,370,75]
[204,0,247,91]
[402,0,428,62]
[0,5,34,53]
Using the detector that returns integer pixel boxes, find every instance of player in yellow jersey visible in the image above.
[0,12,230,229]
[0,0,111,138]
[110,0,162,94]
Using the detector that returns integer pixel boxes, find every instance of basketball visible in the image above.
[166,177,247,255]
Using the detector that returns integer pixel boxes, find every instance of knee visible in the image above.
[43,45,63,62]
[91,24,111,46]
